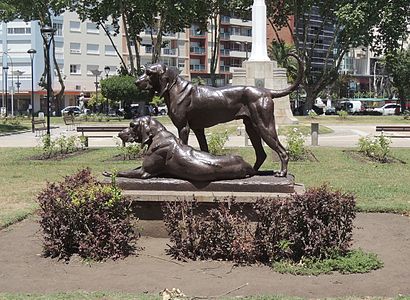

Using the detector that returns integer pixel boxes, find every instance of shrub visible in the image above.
[38,134,85,158]
[254,184,356,263]
[116,140,142,160]
[207,131,228,155]
[403,110,410,120]
[358,134,391,162]
[307,110,317,119]
[162,198,255,263]
[337,110,348,119]
[37,168,138,261]
[285,128,306,160]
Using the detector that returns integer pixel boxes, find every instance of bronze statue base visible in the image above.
[103,175,304,237]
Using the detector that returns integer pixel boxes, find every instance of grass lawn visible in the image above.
[1,146,409,229]
[0,124,30,134]
[296,115,410,125]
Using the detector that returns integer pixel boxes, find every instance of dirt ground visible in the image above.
[0,213,409,298]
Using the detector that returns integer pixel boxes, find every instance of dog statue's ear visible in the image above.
[161,64,167,75]
[139,119,153,146]
[130,121,135,128]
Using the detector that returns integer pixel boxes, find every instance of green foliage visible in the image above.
[272,249,383,275]
[207,131,229,155]
[37,168,138,261]
[385,48,410,110]
[268,41,298,82]
[358,134,391,162]
[403,110,410,120]
[307,110,318,119]
[285,128,306,161]
[100,75,150,108]
[39,134,85,159]
[116,141,143,160]
[337,110,348,119]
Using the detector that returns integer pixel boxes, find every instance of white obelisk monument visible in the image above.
[232,0,298,124]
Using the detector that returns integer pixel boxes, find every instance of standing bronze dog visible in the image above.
[116,116,255,181]
[136,54,303,177]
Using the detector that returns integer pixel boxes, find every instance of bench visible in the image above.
[77,126,128,147]
[375,125,410,138]
[63,113,79,130]
[32,119,47,136]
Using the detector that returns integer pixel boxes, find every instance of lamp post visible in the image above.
[41,25,56,136]
[13,70,24,117]
[104,66,110,115]
[91,69,102,113]
[27,49,37,132]
[2,66,8,116]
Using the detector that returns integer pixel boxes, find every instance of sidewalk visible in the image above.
[1,123,410,148]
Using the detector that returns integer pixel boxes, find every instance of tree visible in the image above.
[268,40,298,82]
[385,48,410,112]
[0,0,71,112]
[100,75,150,109]
[232,0,409,113]
[75,0,207,75]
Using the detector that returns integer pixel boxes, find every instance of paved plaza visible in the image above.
[1,122,410,148]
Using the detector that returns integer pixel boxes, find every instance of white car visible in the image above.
[157,105,168,115]
[373,103,400,116]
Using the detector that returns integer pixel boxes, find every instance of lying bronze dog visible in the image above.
[135,54,303,177]
[116,116,255,181]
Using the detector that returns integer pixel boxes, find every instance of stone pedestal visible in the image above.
[232,60,298,125]
[104,175,304,237]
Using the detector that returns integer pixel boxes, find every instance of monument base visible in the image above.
[231,60,298,125]
[104,175,304,237]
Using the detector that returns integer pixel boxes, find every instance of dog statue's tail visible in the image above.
[269,52,304,98]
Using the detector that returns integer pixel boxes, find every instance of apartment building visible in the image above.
[1,19,45,114]
[0,12,123,116]
[133,14,252,87]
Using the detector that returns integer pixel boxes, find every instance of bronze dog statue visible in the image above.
[116,116,255,181]
[135,54,303,177]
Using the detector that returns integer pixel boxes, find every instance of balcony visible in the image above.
[163,48,177,56]
[190,47,206,55]
[220,32,230,40]
[190,30,206,37]
[219,65,230,72]
[220,49,230,56]
[190,64,206,72]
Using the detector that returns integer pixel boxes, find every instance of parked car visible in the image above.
[373,103,401,116]
[338,100,363,114]
[157,105,168,115]
[61,106,81,115]
[324,106,337,115]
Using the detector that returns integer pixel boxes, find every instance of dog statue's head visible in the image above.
[118,116,165,146]
[135,64,178,97]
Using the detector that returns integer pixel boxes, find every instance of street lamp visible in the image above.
[104,66,110,115]
[41,24,56,136]
[13,70,24,117]
[27,48,37,132]
[91,69,102,113]
[2,66,8,116]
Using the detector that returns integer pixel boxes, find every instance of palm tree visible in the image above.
[268,41,298,82]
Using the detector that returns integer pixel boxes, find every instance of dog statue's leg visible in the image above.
[243,118,266,171]
[178,123,191,145]
[116,166,152,179]
[192,128,209,152]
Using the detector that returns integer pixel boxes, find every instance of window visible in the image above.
[87,65,100,76]
[70,42,81,54]
[70,21,81,32]
[53,23,63,36]
[86,22,99,34]
[104,45,116,56]
[7,27,31,34]
[86,44,99,55]
[70,64,81,75]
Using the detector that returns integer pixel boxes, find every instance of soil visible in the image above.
[0,213,410,298]
[343,150,407,164]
